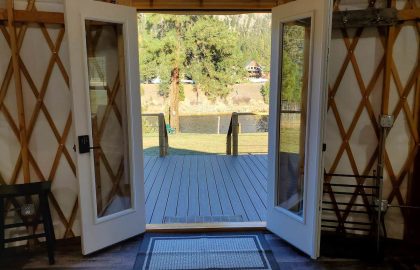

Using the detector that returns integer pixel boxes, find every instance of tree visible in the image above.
[185,16,242,100]
[138,13,305,119]
[139,14,241,129]
[281,53,301,102]
[281,24,305,103]
[139,14,194,130]
[221,14,272,74]
[260,82,270,104]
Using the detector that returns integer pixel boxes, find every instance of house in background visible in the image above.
[246,60,263,78]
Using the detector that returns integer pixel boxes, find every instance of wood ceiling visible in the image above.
[127,0,293,11]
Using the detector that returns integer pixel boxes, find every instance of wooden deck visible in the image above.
[144,154,268,224]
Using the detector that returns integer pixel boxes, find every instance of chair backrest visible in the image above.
[0,181,51,197]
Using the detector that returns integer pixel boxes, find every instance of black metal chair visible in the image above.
[0,181,55,264]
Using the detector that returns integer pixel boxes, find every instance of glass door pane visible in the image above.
[85,20,132,219]
[276,18,311,217]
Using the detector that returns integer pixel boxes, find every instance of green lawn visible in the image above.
[142,129,299,156]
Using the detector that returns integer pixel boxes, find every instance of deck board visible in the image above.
[188,156,199,216]
[176,156,191,217]
[144,157,164,187]
[238,156,267,194]
[246,155,268,180]
[241,156,267,191]
[222,156,262,221]
[213,155,248,220]
[236,159,267,214]
[143,156,158,183]
[164,156,184,219]
[255,155,268,170]
[144,154,268,224]
[198,156,211,216]
[145,156,172,223]
[204,157,223,215]
[150,156,179,223]
[219,156,259,221]
[209,155,236,216]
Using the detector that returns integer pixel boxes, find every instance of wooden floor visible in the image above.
[2,233,419,270]
[143,154,268,224]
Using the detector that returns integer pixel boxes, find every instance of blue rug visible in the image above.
[133,232,280,270]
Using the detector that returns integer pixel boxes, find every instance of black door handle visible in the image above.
[78,135,100,154]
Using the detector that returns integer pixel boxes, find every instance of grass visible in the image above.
[142,128,299,156]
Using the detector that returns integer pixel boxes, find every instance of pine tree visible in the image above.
[139,14,242,129]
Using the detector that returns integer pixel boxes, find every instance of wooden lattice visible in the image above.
[382,0,419,227]
[0,0,139,243]
[324,0,420,238]
[0,0,78,239]
[1,0,418,242]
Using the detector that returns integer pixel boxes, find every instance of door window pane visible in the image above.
[85,20,132,218]
[276,18,311,217]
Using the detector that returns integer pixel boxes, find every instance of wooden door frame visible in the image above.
[146,222,267,232]
[405,119,420,243]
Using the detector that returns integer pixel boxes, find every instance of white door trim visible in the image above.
[65,0,146,255]
[267,0,332,259]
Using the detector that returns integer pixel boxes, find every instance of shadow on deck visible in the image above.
[144,154,268,224]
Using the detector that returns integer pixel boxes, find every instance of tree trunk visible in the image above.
[169,67,180,131]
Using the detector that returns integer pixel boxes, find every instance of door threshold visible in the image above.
[146,221,267,233]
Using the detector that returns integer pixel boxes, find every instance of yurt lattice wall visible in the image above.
[0,0,135,243]
[0,0,134,244]
[0,0,79,240]
[0,0,419,244]
[323,0,419,239]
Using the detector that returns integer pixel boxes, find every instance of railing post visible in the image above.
[227,131,232,155]
[158,113,167,157]
[164,118,169,155]
[232,112,239,156]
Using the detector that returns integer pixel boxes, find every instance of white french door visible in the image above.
[65,0,145,255]
[267,0,332,259]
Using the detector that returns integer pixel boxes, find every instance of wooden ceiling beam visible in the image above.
[131,0,293,11]
[117,0,133,6]
[397,8,420,21]
[0,4,414,22]
[0,9,64,24]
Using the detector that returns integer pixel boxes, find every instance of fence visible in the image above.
[227,112,269,155]
[142,112,270,156]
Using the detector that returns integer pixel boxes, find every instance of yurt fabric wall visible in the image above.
[0,0,418,245]
[323,0,419,239]
[0,0,79,242]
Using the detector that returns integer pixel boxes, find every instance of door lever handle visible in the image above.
[78,135,100,154]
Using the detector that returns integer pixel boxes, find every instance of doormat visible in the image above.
[133,232,280,270]
[163,215,243,224]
